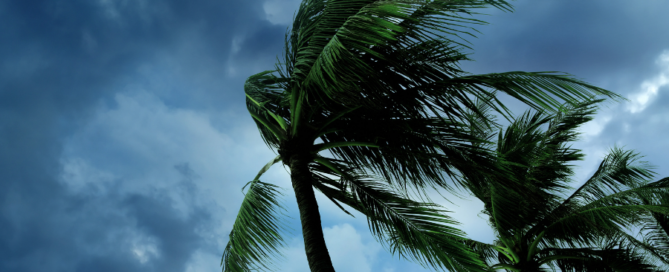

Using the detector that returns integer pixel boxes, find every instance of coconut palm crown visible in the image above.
[221,0,627,271]
[456,95,669,271]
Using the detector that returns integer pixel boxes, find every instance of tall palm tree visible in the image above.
[221,0,626,271]
[456,94,669,271]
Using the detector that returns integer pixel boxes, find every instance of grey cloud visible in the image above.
[0,0,272,271]
[1,167,213,272]
[463,1,669,90]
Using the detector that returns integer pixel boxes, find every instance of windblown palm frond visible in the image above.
[278,0,626,133]
[315,103,517,200]
[532,148,665,247]
[588,178,669,270]
[460,239,499,267]
[455,95,669,271]
[308,157,486,271]
[638,190,669,265]
[457,95,603,237]
[245,71,291,149]
[222,156,288,272]
[540,245,661,272]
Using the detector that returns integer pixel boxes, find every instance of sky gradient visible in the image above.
[1,1,668,271]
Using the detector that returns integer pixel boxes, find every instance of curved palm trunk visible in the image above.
[289,153,336,272]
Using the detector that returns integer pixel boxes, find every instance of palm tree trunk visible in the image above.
[289,152,336,272]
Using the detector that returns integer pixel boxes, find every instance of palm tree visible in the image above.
[221,0,626,271]
[456,94,669,271]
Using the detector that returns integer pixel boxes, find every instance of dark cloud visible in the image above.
[463,0,669,88]
[121,193,210,272]
[458,1,669,185]
[233,23,289,66]
[0,0,269,271]
[0,167,212,272]
[0,0,279,113]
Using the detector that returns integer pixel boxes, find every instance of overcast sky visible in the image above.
[2,1,668,272]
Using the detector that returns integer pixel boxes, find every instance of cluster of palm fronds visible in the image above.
[453,93,669,271]
[221,0,669,271]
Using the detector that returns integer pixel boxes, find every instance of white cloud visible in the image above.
[626,49,669,114]
[58,157,116,195]
[424,189,497,244]
[279,223,381,272]
[324,223,381,272]
[280,238,310,272]
[109,227,161,265]
[263,0,303,26]
[131,237,160,264]
[60,90,237,199]
[226,35,245,76]
[97,0,154,23]
[185,249,222,272]
[58,89,283,249]
[231,36,243,55]
[576,114,613,141]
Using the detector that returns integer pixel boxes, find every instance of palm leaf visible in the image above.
[600,226,669,270]
[446,92,669,270]
[308,157,489,272]
[543,246,661,272]
[282,0,625,123]
[245,71,292,149]
[287,0,510,111]
[586,178,669,270]
[532,146,661,236]
[458,96,603,237]
[461,239,502,267]
[449,72,627,122]
[534,176,669,251]
[315,105,517,201]
[221,157,287,272]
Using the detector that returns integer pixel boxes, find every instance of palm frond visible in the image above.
[458,96,604,237]
[286,0,513,112]
[321,112,516,201]
[442,92,669,270]
[461,90,504,149]
[487,98,610,234]
[542,246,661,272]
[582,177,669,269]
[537,176,669,249]
[221,181,288,272]
[245,71,292,150]
[449,72,627,122]
[600,225,669,270]
[534,146,660,234]
[222,157,287,272]
[278,0,626,209]
[308,157,489,272]
[461,239,501,267]
[519,96,604,197]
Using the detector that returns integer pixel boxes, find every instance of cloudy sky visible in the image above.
[2,1,668,271]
